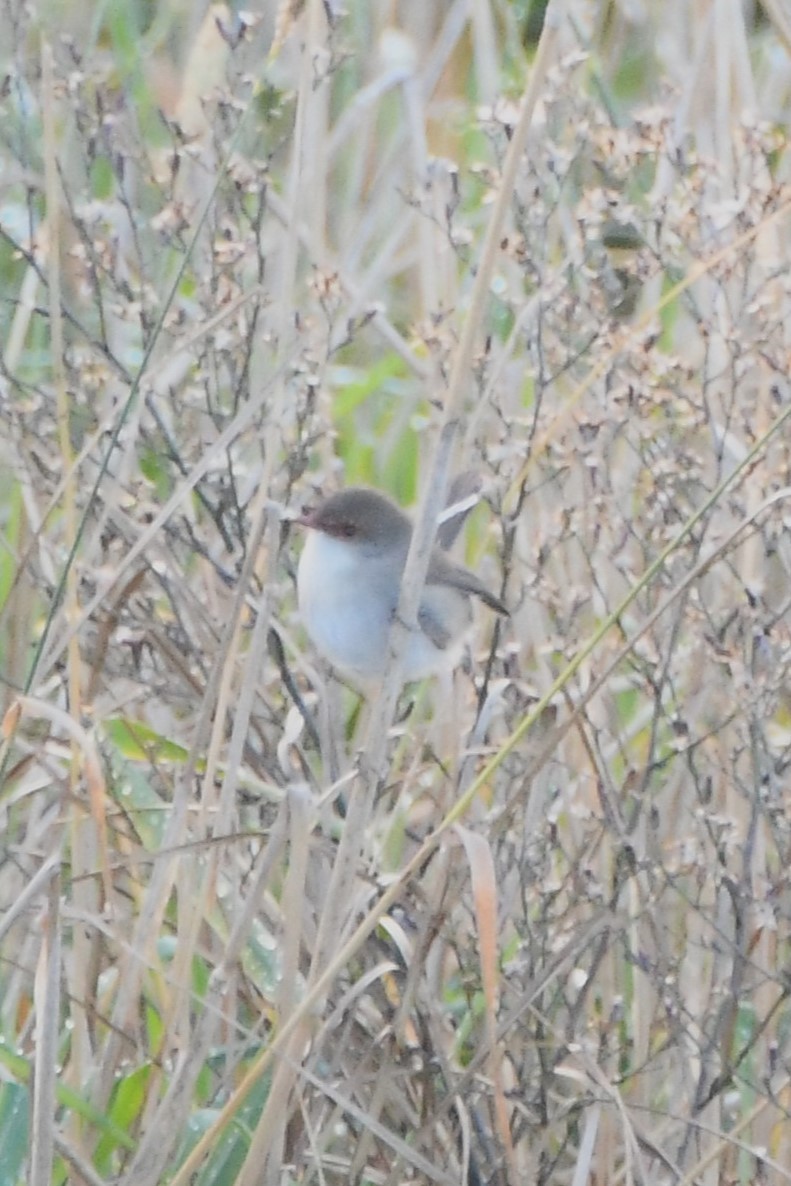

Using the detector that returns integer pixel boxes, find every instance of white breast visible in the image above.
[297,532,469,681]
[298,531,393,678]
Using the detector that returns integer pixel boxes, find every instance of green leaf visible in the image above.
[331,356,424,499]
[331,355,409,421]
[0,480,23,626]
[0,1041,136,1154]
[139,446,173,500]
[94,1064,153,1171]
[0,1080,28,1184]
[105,718,190,764]
[193,1072,272,1186]
[90,156,115,200]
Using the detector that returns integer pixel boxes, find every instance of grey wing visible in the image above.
[418,578,473,649]
[417,602,454,649]
[427,551,509,616]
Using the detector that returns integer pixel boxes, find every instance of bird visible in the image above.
[295,485,508,683]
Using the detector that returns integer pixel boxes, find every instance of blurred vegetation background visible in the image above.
[2,0,791,1183]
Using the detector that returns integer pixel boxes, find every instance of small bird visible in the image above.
[296,485,508,683]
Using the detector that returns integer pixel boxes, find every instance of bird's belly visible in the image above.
[310,587,394,678]
[297,532,463,681]
[298,533,395,678]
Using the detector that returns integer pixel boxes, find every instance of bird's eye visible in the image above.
[341,522,356,538]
